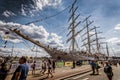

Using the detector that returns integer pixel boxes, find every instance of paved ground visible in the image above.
[6,65,91,80]
[67,65,120,80]
[28,65,91,80]
[7,64,120,80]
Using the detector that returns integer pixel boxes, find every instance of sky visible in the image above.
[0,0,120,57]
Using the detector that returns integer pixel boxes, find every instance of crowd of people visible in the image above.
[90,60,120,80]
[0,56,120,80]
[90,60,100,75]
[0,57,12,80]
[32,58,55,78]
[0,56,56,80]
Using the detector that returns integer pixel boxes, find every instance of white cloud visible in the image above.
[0,21,23,43]
[106,37,120,44]
[114,24,120,30]
[89,31,95,35]
[0,21,64,49]
[33,0,62,10]
[21,4,27,16]
[20,23,49,40]
[9,39,23,43]
[105,37,120,57]
[0,21,49,43]
[0,21,64,57]
[106,37,118,42]
[116,51,120,57]
[20,0,62,16]
[2,10,16,17]
[48,0,62,7]
[0,47,49,57]
[49,33,63,47]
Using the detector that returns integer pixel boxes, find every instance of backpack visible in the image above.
[104,66,111,73]
[104,65,113,76]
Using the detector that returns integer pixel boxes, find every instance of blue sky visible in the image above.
[0,0,120,57]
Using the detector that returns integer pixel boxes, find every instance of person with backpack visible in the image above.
[104,62,113,80]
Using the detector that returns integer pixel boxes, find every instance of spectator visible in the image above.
[52,59,56,73]
[104,62,113,80]
[119,61,120,66]
[11,57,29,80]
[31,61,36,75]
[72,60,76,69]
[0,60,8,80]
[40,59,47,75]
[90,60,96,75]
[46,59,53,78]
[101,61,104,67]
[95,61,100,75]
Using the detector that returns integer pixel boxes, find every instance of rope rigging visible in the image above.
[25,5,71,25]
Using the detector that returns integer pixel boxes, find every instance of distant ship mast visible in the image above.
[82,15,94,54]
[81,16,106,59]
[106,42,109,57]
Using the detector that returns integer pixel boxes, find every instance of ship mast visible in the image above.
[82,15,93,54]
[106,42,109,57]
[67,0,81,52]
[81,17,107,60]
[94,26,104,54]
[92,26,105,59]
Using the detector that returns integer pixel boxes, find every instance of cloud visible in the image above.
[90,11,120,57]
[0,21,64,56]
[89,31,95,35]
[49,33,63,47]
[0,21,49,43]
[21,4,27,16]
[106,37,120,57]
[2,10,16,17]
[106,37,120,45]
[21,0,62,16]
[114,24,120,30]
[0,47,49,57]
[20,23,49,40]
[106,37,119,43]
[0,21,64,48]
[0,0,62,17]
[116,51,120,57]
[9,39,23,43]
[0,22,22,43]
[33,0,62,10]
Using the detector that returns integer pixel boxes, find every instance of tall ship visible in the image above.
[0,0,108,61]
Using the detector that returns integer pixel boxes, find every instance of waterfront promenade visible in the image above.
[6,65,91,80]
[6,64,120,80]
